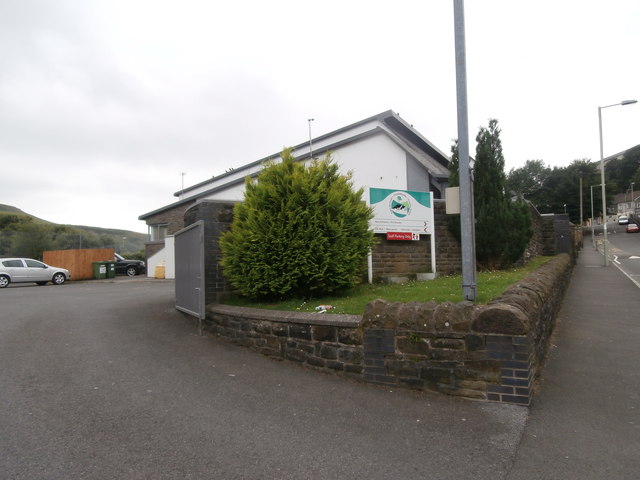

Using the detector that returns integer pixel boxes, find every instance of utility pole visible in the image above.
[453,0,476,301]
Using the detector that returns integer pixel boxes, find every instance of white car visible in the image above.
[0,258,71,288]
[618,215,629,225]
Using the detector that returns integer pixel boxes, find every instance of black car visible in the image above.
[114,253,146,277]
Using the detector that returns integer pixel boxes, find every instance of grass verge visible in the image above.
[221,256,553,315]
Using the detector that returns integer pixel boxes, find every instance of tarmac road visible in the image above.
[0,278,528,480]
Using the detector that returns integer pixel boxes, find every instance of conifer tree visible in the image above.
[220,148,374,299]
[449,120,532,268]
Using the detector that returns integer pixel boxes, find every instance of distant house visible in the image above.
[615,191,640,217]
[139,110,450,278]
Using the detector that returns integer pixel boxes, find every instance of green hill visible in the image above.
[0,204,147,258]
[0,204,50,222]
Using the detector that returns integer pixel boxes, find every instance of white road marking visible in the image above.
[613,262,640,289]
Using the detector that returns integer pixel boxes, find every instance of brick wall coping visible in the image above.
[473,253,571,335]
[208,304,362,328]
[209,254,570,335]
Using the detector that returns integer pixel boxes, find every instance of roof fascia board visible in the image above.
[139,196,196,221]
[385,113,449,159]
[382,114,449,167]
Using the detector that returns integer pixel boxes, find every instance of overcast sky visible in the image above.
[1,0,638,233]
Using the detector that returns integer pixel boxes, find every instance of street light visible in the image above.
[598,99,637,266]
[590,183,603,248]
[454,0,477,301]
[308,118,315,159]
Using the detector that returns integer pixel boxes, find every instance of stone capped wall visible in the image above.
[205,254,573,405]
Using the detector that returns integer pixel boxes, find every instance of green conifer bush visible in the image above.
[220,148,374,299]
[448,120,533,269]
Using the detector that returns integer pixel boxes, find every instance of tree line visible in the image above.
[506,144,640,224]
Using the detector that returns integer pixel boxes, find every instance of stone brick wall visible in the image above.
[433,200,463,274]
[521,205,548,261]
[205,305,364,375]
[522,206,583,263]
[205,253,573,406]
[183,200,237,305]
[144,240,165,259]
[371,235,431,278]
[144,203,193,236]
[142,203,194,261]
[370,200,463,277]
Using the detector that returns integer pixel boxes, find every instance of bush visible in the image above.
[220,149,374,300]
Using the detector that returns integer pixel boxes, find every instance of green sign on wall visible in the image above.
[369,188,434,235]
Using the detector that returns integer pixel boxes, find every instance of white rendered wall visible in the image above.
[177,118,387,201]
[199,133,410,202]
[147,235,175,279]
[202,182,247,202]
[331,133,408,192]
[179,164,264,200]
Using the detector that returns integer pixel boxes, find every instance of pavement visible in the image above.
[505,245,640,479]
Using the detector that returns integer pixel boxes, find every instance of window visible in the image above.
[149,224,168,241]
[2,260,24,267]
[25,259,45,268]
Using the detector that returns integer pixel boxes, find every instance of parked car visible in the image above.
[114,253,146,277]
[618,215,629,225]
[626,223,639,233]
[0,258,71,288]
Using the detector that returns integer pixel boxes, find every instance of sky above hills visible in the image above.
[1,0,638,232]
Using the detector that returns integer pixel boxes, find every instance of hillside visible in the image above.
[0,204,51,223]
[0,204,147,257]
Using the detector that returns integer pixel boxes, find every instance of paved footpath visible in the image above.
[505,246,640,479]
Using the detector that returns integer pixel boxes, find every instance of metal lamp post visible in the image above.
[579,174,583,228]
[598,99,637,266]
[590,183,602,249]
[454,0,477,301]
[308,118,315,159]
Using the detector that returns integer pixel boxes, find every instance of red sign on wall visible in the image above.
[386,232,420,241]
